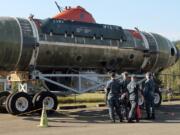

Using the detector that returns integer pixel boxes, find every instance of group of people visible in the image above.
[104,72,155,123]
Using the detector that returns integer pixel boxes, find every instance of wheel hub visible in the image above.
[15,97,29,112]
[43,96,55,110]
[154,93,160,104]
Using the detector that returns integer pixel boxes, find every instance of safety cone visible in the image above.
[38,103,48,128]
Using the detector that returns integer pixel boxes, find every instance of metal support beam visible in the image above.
[30,70,146,94]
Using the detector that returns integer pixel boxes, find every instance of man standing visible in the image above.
[120,72,130,120]
[105,73,122,123]
[143,72,155,120]
[127,75,139,123]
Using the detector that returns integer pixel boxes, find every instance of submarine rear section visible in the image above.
[0,17,179,115]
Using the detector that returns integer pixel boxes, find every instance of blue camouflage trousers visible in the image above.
[107,97,122,121]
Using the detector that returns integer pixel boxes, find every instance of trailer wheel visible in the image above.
[33,91,58,115]
[32,91,46,111]
[0,91,10,113]
[5,93,16,114]
[8,92,33,115]
[154,91,162,107]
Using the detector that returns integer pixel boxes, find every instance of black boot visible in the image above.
[136,119,140,123]
[151,113,155,120]
[119,116,123,122]
[110,119,116,123]
[128,118,134,123]
[120,119,123,122]
[145,113,151,120]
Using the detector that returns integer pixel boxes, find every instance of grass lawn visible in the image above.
[58,92,105,104]
[58,92,180,107]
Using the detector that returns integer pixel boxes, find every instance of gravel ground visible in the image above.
[0,101,180,135]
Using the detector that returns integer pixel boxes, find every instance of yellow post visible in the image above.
[38,103,48,128]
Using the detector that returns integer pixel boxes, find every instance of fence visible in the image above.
[159,73,180,94]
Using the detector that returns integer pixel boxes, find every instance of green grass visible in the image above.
[162,94,180,101]
[58,92,105,104]
[58,92,180,105]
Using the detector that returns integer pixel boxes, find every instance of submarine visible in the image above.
[0,6,178,73]
[0,6,178,115]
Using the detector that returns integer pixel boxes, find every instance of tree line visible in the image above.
[159,41,180,92]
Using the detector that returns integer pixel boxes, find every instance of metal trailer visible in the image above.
[0,71,162,115]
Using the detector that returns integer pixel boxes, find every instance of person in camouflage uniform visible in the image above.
[127,75,140,123]
[143,72,155,120]
[105,73,123,123]
[120,72,130,120]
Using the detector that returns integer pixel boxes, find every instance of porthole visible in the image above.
[171,48,175,56]
[76,56,82,62]
[129,54,134,60]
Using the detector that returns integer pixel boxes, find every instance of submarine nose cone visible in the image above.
[0,17,22,70]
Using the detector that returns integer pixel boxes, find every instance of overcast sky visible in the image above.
[0,0,179,41]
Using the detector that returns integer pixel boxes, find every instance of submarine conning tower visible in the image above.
[53,6,96,23]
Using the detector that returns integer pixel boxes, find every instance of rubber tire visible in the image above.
[8,92,33,115]
[33,91,58,115]
[5,93,16,114]
[0,91,10,113]
[32,91,44,111]
[154,91,162,107]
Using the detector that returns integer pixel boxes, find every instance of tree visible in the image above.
[159,41,180,92]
